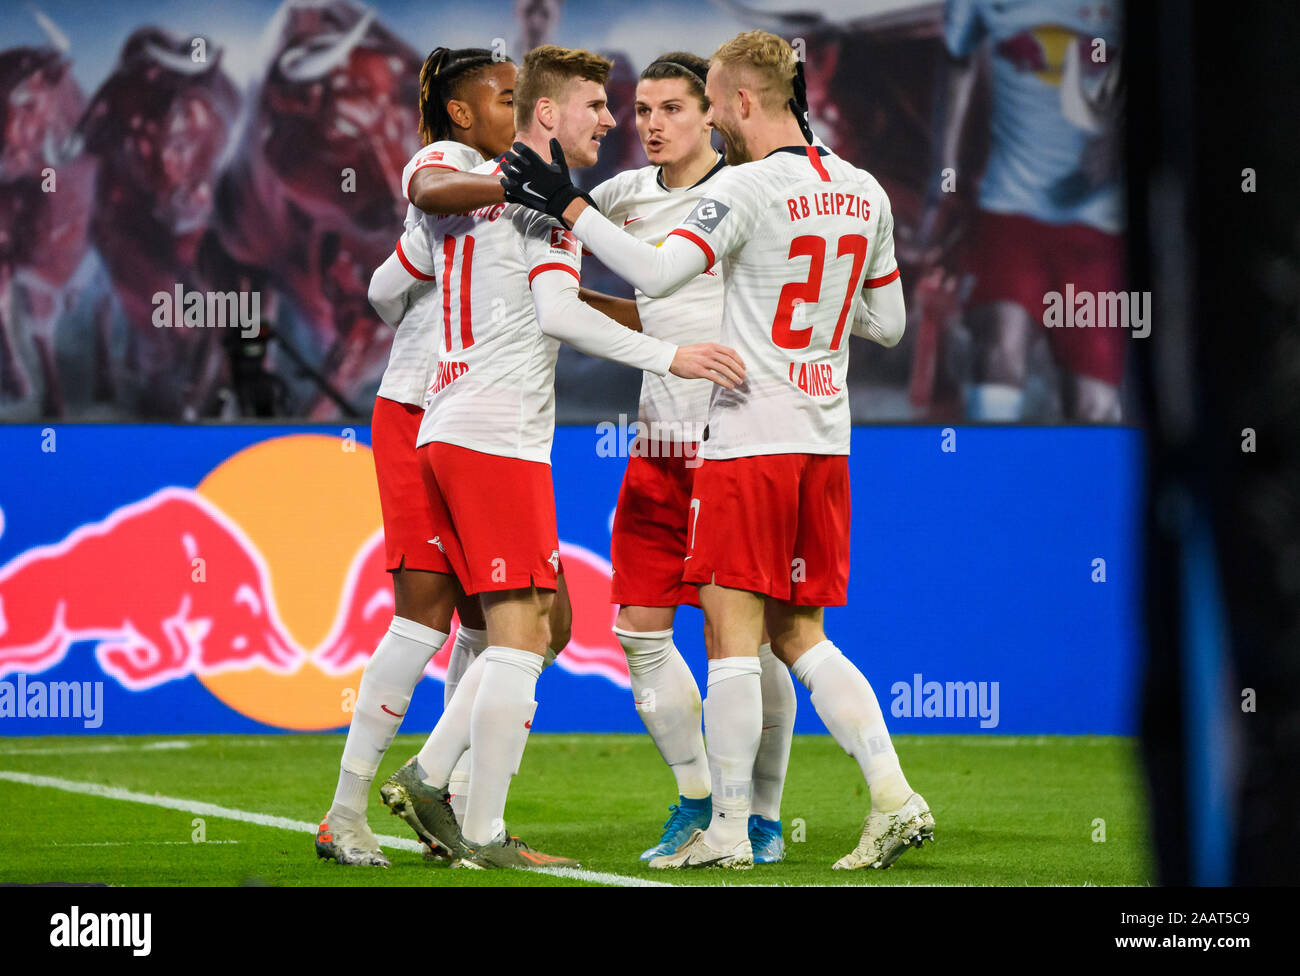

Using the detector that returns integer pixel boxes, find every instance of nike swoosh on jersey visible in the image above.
[623,216,643,225]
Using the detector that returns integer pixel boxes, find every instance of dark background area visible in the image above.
[1130,0,1300,886]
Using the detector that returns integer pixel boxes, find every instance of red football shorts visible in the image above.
[682,453,851,606]
[610,442,702,608]
[418,441,560,595]
[965,210,1127,385]
[371,396,452,574]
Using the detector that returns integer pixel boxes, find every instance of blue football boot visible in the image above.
[748,815,786,864]
[639,796,712,861]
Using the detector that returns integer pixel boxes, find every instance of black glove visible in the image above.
[499,138,594,227]
[788,59,815,145]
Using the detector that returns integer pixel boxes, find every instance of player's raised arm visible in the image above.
[410,169,506,214]
[531,267,744,388]
[404,140,505,215]
[523,216,742,387]
[501,139,711,299]
[572,204,710,299]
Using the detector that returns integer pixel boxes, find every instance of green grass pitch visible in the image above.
[0,734,1154,886]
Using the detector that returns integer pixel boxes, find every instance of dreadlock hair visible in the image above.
[640,52,710,111]
[417,46,508,145]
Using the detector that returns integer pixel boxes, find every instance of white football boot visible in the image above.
[648,828,753,870]
[315,812,391,867]
[832,793,935,870]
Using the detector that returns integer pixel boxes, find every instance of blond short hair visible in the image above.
[514,45,613,130]
[710,30,798,114]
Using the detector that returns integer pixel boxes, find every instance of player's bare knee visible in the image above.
[764,603,825,666]
[616,604,675,634]
[454,593,486,631]
[532,586,557,652]
[392,568,456,632]
[766,632,806,668]
[548,602,572,653]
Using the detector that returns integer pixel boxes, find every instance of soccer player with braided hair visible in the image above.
[318,45,573,868]
[366,43,744,870]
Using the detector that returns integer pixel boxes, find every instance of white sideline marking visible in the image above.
[51,840,240,847]
[535,866,673,887]
[0,738,283,756]
[0,741,195,756]
[0,770,673,888]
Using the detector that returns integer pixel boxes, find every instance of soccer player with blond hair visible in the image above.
[580,51,796,864]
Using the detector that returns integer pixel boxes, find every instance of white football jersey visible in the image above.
[376,141,484,407]
[666,146,898,459]
[402,157,585,463]
[590,155,727,442]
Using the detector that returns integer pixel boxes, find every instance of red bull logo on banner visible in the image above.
[0,434,629,731]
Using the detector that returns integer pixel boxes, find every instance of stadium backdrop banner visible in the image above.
[0,424,1142,736]
[0,0,1125,424]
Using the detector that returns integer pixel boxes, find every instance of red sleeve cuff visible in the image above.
[528,263,581,288]
[864,267,901,288]
[395,238,436,281]
[667,228,716,270]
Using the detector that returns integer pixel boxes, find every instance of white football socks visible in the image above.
[416,650,488,789]
[462,647,544,846]
[331,617,447,818]
[792,640,912,812]
[445,626,488,702]
[615,627,711,799]
[752,642,796,820]
[701,657,763,850]
[443,637,557,822]
[444,626,489,818]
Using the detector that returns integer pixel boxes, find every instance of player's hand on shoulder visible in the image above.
[670,342,746,389]
[500,138,593,225]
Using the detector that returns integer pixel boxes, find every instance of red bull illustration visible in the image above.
[0,432,630,732]
[0,487,299,689]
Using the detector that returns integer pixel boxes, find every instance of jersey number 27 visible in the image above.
[772,234,868,352]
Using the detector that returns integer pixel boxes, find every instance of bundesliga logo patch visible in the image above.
[549,227,579,255]
[684,199,729,234]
